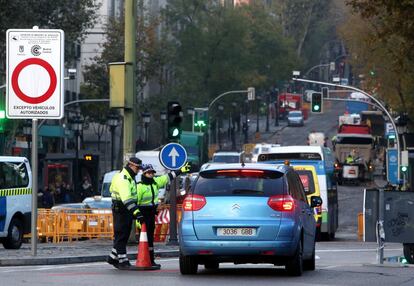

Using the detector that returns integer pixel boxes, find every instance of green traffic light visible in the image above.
[0,110,5,119]
[172,128,180,137]
[313,105,320,111]
[401,166,408,172]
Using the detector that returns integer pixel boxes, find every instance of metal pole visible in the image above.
[275,92,279,126]
[377,188,385,264]
[31,119,38,256]
[124,0,137,158]
[161,120,165,144]
[256,98,259,133]
[75,131,79,194]
[191,113,194,133]
[266,93,269,132]
[111,127,115,170]
[167,178,178,245]
[293,78,401,180]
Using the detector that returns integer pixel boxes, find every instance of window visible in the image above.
[0,161,29,189]
[295,170,315,195]
[194,170,285,197]
[287,172,307,202]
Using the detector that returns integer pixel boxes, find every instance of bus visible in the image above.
[257,146,338,240]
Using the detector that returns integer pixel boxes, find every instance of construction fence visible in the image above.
[36,204,182,243]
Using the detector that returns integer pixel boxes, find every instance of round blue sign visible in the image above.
[159,143,187,170]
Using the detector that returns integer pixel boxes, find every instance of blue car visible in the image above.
[179,163,322,276]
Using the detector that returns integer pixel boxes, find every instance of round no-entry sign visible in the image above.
[11,58,57,104]
[6,29,64,119]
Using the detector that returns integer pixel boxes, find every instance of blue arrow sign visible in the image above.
[159,143,187,170]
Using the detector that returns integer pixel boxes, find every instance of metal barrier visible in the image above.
[357,212,363,241]
[36,204,181,243]
[37,208,113,243]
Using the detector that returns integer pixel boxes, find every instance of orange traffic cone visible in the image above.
[135,223,159,270]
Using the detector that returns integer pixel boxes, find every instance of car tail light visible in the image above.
[267,195,295,211]
[183,194,206,211]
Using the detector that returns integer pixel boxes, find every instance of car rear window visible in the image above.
[212,155,240,163]
[295,170,315,195]
[194,169,285,196]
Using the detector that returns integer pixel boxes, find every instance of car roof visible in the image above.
[213,151,243,156]
[199,163,290,173]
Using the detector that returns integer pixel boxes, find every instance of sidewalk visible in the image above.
[0,239,179,266]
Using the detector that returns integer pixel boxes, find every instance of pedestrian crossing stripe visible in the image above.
[0,188,32,197]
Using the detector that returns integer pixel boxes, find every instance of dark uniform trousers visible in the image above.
[112,200,133,256]
[139,205,157,260]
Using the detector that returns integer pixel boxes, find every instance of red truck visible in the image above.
[277,93,308,120]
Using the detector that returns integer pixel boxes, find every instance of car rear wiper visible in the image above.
[232,189,264,194]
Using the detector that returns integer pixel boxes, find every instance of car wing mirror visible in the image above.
[310,196,322,208]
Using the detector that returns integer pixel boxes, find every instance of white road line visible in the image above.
[317,248,401,253]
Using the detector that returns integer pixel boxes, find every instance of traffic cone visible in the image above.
[135,223,159,270]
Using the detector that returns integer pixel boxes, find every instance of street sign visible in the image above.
[385,122,396,137]
[6,28,64,119]
[386,148,398,185]
[159,143,187,170]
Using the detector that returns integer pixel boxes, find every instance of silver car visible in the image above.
[287,111,304,126]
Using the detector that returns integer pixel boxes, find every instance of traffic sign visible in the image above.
[159,143,187,170]
[387,148,398,185]
[6,28,64,119]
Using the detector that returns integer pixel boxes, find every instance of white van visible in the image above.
[0,156,32,249]
[100,151,169,199]
[251,143,281,163]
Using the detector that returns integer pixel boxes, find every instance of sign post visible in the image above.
[6,27,64,256]
[159,143,188,245]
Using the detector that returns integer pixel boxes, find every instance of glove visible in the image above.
[180,162,191,173]
[135,213,145,224]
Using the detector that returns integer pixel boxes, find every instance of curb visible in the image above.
[0,249,179,267]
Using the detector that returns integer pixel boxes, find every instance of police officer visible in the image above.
[107,157,144,269]
[137,162,191,268]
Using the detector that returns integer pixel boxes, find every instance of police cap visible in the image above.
[128,157,142,167]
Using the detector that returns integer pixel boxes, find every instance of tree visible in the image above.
[341,1,414,115]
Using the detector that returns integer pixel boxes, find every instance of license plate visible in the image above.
[217,227,256,236]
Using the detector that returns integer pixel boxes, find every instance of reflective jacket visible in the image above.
[137,174,171,207]
[110,168,140,217]
[346,156,354,164]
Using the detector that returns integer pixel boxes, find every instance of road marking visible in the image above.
[317,248,401,253]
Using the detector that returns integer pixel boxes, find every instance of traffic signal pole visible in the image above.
[123,0,137,159]
[293,77,401,181]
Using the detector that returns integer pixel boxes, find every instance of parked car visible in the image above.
[179,163,322,276]
[287,111,304,127]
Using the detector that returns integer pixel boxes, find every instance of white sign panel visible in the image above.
[6,29,64,119]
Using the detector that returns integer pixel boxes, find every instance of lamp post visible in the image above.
[107,113,119,170]
[218,105,224,149]
[142,112,151,146]
[23,120,32,162]
[274,88,279,126]
[243,99,249,143]
[256,95,261,133]
[160,111,167,144]
[70,115,84,193]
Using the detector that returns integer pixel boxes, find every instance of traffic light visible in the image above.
[167,101,182,140]
[322,87,329,98]
[311,92,323,113]
[401,165,409,174]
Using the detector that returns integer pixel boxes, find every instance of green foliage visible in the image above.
[0,0,100,74]
[165,1,299,106]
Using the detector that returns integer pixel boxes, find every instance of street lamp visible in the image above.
[256,95,262,133]
[142,112,151,146]
[107,113,119,170]
[218,105,224,149]
[160,111,167,144]
[69,115,84,194]
[23,120,32,161]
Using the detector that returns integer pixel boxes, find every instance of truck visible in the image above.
[180,131,208,172]
[277,93,308,120]
[346,92,369,114]
[333,124,375,184]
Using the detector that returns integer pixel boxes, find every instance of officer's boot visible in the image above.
[117,254,131,270]
[106,248,119,268]
[150,250,161,268]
